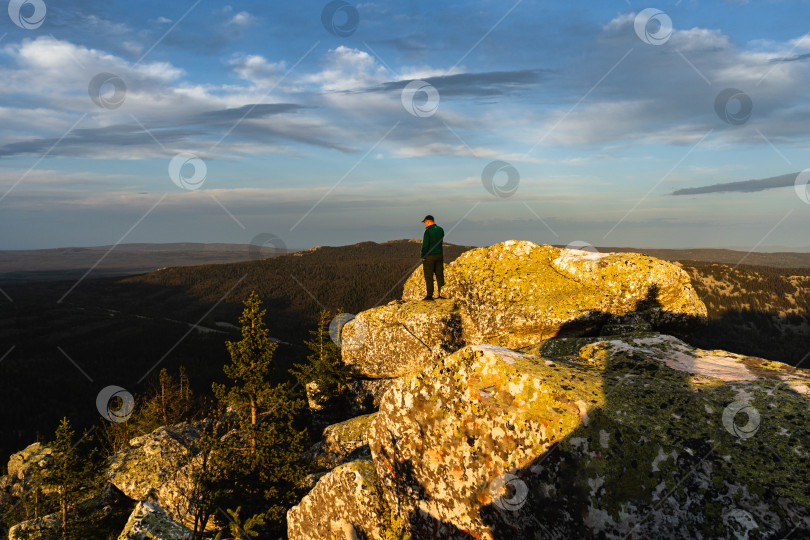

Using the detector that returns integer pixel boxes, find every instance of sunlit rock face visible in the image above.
[293,338,810,538]
[289,240,809,539]
[402,240,706,347]
[344,240,704,380]
[118,501,193,540]
[106,422,201,528]
[341,298,465,379]
[287,460,388,540]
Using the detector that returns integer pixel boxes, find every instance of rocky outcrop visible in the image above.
[4,423,204,540]
[1,442,53,503]
[7,483,133,540]
[106,423,200,527]
[118,501,192,540]
[292,337,810,538]
[289,240,810,539]
[310,413,376,470]
[7,512,60,540]
[402,240,706,347]
[341,299,465,378]
[7,443,52,482]
[287,460,388,540]
[342,241,705,383]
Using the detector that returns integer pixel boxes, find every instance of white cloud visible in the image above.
[526,13,810,149]
[229,11,256,27]
[305,46,389,92]
[229,54,287,86]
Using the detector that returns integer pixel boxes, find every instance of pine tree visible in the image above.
[99,366,196,457]
[215,291,279,452]
[291,309,352,407]
[188,407,236,539]
[139,366,196,431]
[203,291,308,536]
[42,418,99,540]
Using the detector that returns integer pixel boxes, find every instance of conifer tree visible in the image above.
[203,291,308,536]
[99,366,196,456]
[42,418,99,540]
[215,291,279,452]
[291,309,352,407]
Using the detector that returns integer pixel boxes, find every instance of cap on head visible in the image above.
[421,215,434,223]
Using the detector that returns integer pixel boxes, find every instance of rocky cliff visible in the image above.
[288,241,810,539]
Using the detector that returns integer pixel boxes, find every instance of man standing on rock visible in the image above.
[420,215,445,301]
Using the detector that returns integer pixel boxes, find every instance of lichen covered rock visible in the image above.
[402,240,706,348]
[118,501,192,540]
[312,413,377,470]
[341,299,465,378]
[8,511,60,540]
[366,338,810,538]
[7,442,52,481]
[106,423,200,526]
[287,460,389,539]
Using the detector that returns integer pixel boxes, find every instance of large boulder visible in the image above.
[106,423,200,526]
[341,299,465,378]
[117,501,192,540]
[287,460,390,539]
[8,483,133,540]
[7,442,52,481]
[8,512,60,540]
[361,337,810,538]
[402,240,706,348]
[310,413,377,470]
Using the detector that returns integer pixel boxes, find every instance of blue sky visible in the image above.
[1,0,810,251]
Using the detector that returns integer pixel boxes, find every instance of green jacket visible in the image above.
[421,224,444,258]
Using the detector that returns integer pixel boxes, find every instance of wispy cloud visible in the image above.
[672,172,799,195]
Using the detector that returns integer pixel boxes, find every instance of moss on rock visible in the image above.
[402,241,706,348]
[365,338,810,538]
[117,501,192,540]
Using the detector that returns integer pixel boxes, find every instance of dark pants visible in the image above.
[422,254,444,297]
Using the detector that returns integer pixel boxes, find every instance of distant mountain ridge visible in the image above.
[0,242,290,281]
[4,240,810,284]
